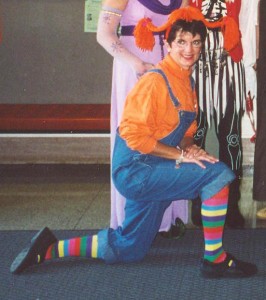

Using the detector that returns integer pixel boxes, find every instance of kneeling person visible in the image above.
[10,7,257,279]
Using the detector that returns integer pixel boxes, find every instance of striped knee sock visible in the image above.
[201,186,228,263]
[44,235,98,260]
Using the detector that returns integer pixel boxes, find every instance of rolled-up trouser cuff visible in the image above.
[97,229,118,264]
[200,168,235,201]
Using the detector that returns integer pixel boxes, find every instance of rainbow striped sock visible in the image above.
[44,235,98,260]
[201,186,228,263]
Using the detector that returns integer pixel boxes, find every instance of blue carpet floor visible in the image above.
[1,229,265,300]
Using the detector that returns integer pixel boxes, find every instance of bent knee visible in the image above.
[97,229,148,264]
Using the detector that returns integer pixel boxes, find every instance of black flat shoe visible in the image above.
[200,253,258,278]
[10,227,57,274]
[160,218,186,239]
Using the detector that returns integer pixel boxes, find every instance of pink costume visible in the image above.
[110,0,188,230]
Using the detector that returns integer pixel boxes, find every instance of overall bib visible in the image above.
[97,70,235,264]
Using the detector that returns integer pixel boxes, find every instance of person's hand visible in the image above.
[183,145,219,169]
[135,61,155,79]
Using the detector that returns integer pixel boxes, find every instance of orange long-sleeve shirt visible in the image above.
[119,54,198,154]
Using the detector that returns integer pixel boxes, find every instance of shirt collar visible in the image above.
[159,54,192,80]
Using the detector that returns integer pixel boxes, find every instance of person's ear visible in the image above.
[164,39,171,52]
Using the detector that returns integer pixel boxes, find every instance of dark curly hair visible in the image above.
[166,20,207,45]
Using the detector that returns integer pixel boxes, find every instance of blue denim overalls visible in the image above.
[97,69,235,264]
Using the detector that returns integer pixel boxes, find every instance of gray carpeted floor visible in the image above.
[1,229,266,300]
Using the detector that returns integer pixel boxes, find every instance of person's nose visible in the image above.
[184,42,193,52]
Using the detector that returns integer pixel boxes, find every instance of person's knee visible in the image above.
[218,162,235,178]
[209,161,235,179]
[98,229,149,264]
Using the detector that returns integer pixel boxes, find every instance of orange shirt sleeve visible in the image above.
[119,74,160,154]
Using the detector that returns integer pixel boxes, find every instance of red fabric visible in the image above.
[203,226,224,233]
[74,238,81,256]
[215,186,229,198]
[45,245,53,260]
[189,0,243,62]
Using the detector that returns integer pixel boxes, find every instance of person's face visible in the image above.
[166,30,202,70]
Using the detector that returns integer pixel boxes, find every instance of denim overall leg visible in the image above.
[97,70,235,264]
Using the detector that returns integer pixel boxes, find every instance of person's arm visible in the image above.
[148,83,218,167]
[256,0,260,61]
[180,0,189,7]
[150,136,218,169]
[120,74,218,169]
[96,0,155,77]
[252,0,260,70]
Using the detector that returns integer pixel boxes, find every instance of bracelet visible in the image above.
[102,6,123,17]
[175,149,184,166]
[102,10,122,17]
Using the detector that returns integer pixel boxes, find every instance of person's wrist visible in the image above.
[175,149,184,166]
[184,144,198,152]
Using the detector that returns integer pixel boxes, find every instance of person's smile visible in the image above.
[169,31,202,70]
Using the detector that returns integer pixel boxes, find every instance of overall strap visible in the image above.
[149,69,195,107]
[190,76,195,91]
[148,69,180,107]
